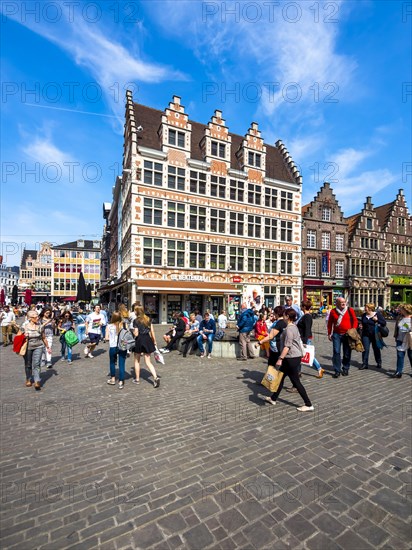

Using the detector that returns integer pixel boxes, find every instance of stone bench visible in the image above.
[176,332,265,359]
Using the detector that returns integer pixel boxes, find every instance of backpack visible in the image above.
[64,330,79,347]
[214,330,224,341]
[118,327,135,352]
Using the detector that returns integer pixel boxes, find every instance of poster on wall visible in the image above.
[242,284,264,311]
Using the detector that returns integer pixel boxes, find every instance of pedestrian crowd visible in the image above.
[1,297,411,406]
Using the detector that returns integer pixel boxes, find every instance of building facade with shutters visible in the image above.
[99,92,303,323]
[302,183,349,308]
[19,242,53,301]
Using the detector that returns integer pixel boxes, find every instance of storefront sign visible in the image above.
[170,274,210,282]
[242,284,264,310]
[390,276,412,285]
[232,276,242,283]
[303,279,324,286]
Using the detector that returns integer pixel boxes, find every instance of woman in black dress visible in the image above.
[132,306,160,388]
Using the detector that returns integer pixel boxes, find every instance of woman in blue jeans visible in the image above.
[297,300,324,378]
[58,312,75,363]
[391,304,412,378]
[107,312,127,389]
[359,303,386,369]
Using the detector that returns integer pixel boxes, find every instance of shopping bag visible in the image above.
[19,340,28,356]
[64,330,79,348]
[301,344,315,367]
[13,333,27,354]
[154,347,165,365]
[261,366,284,393]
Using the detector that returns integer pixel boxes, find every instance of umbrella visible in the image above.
[0,289,5,306]
[76,272,88,302]
[86,283,92,302]
[24,289,32,306]
[11,285,18,305]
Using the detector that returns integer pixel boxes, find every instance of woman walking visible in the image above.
[107,312,127,389]
[257,306,286,366]
[132,306,160,388]
[297,300,324,378]
[58,311,75,363]
[40,307,54,368]
[360,303,387,370]
[391,304,412,378]
[19,310,51,390]
[260,309,314,412]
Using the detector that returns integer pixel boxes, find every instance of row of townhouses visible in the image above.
[19,240,101,302]
[98,92,412,323]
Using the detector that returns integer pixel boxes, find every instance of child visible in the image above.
[107,312,127,389]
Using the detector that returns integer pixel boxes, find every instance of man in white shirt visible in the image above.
[1,306,16,346]
[84,305,106,358]
[217,310,228,330]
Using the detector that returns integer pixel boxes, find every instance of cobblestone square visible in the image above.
[1,319,411,549]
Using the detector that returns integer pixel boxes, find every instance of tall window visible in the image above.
[248,249,261,272]
[248,184,262,205]
[307,230,316,248]
[280,252,293,274]
[190,171,206,195]
[189,243,206,268]
[189,206,206,230]
[168,129,185,148]
[248,151,261,167]
[366,218,373,230]
[168,166,185,190]
[210,245,226,270]
[335,260,344,278]
[229,247,245,271]
[230,212,244,235]
[307,258,317,276]
[398,217,406,234]
[265,219,277,240]
[143,238,162,266]
[280,221,293,242]
[336,233,344,251]
[143,160,162,186]
[211,140,226,158]
[210,209,226,233]
[321,232,331,249]
[167,202,185,228]
[143,198,162,225]
[322,207,331,221]
[167,240,185,267]
[280,191,293,211]
[264,251,277,273]
[229,179,244,202]
[247,215,261,238]
[210,175,226,199]
[265,188,277,208]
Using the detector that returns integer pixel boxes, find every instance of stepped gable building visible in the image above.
[302,182,348,308]
[99,92,303,323]
[346,197,387,308]
[375,189,412,305]
[19,242,52,302]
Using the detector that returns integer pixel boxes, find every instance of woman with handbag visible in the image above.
[40,307,54,368]
[58,312,75,363]
[132,306,160,388]
[19,310,52,390]
[260,309,314,412]
[297,300,324,378]
[359,303,387,370]
[391,303,412,378]
[107,312,128,389]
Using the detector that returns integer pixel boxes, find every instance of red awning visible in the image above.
[63,296,77,301]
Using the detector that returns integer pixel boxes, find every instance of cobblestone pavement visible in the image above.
[1,319,411,549]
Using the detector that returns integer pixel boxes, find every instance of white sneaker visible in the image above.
[84,346,89,356]
[162,349,170,354]
[207,354,212,359]
[118,381,124,389]
[297,405,314,412]
[88,353,94,358]
[259,396,276,405]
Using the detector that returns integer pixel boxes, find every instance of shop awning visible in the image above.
[136,279,240,295]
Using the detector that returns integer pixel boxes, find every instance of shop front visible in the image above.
[389,276,412,306]
[304,280,347,309]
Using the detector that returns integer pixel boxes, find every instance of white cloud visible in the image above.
[23,136,73,166]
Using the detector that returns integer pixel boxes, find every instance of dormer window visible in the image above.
[321,207,331,222]
[168,129,185,148]
[211,140,226,159]
[248,151,261,168]
[366,218,373,230]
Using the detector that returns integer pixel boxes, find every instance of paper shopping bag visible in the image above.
[301,344,315,367]
[261,366,284,393]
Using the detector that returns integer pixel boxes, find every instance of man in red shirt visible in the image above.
[327,297,358,378]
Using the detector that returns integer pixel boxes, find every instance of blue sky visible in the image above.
[1,0,411,267]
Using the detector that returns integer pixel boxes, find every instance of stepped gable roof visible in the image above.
[132,103,296,184]
[375,201,395,231]
[302,203,311,215]
[346,214,361,238]
[21,249,37,268]
[52,240,99,250]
